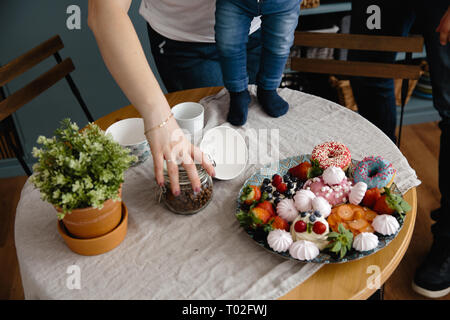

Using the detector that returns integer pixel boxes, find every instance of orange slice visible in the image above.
[359,224,375,233]
[337,205,354,221]
[363,210,378,222]
[348,219,369,231]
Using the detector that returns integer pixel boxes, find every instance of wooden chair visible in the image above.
[0,35,94,176]
[290,32,424,147]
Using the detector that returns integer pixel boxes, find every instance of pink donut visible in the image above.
[311,141,351,170]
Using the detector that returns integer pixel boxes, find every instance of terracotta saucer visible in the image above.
[57,202,128,256]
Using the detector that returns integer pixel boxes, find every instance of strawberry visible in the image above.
[373,194,395,215]
[272,174,282,188]
[312,221,327,234]
[271,216,289,231]
[240,185,261,205]
[289,161,311,181]
[256,201,275,217]
[250,207,272,225]
[372,187,411,215]
[276,182,288,193]
[288,160,323,182]
[361,188,382,208]
[294,220,307,233]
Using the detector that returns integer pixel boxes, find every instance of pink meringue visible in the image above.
[289,240,320,261]
[311,196,332,218]
[349,181,368,205]
[372,214,399,235]
[293,189,316,212]
[353,232,379,252]
[303,175,352,206]
[322,166,345,185]
[276,198,298,222]
[267,229,293,253]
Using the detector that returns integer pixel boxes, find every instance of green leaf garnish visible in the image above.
[307,159,323,179]
[326,223,354,259]
[384,187,411,216]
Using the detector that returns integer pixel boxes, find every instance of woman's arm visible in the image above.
[88,0,214,195]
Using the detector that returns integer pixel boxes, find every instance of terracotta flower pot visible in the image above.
[58,202,128,256]
[57,198,122,239]
[55,186,123,239]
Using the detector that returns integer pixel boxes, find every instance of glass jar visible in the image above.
[160,164,213,215]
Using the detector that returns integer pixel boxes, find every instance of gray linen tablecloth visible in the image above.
[15,86,421,299]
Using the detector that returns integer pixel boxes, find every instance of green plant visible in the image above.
[30,119,136,219]
[326,223,354,259]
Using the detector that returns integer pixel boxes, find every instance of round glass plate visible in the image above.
[236,154,405,264]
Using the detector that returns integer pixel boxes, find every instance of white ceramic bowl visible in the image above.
[105,118,150,165]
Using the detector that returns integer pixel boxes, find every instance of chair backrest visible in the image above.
[290,32,424,79]
[0,35,75,122]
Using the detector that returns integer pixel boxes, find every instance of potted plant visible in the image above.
[30,119,135,243]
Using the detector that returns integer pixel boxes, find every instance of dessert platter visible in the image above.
[236,141,411,263]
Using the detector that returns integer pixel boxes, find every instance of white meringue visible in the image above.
[353,232,379,252]
[289,240,320,261]
[293,189,316,212]
[372,214,400,235]
[322,166,345,185]
[276,198,299,222]
[267,229,293,253]
[311,196,332,218]
[349,182,368,205]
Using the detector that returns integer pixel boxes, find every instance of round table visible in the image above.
[94,87,417,300]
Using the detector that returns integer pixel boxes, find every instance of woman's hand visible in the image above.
[436,6,450,45]
[145,115,215,196]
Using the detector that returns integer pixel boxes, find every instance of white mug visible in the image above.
[171,102,204,143]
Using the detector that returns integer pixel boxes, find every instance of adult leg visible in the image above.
[147,24,223,92]
[215,0,256,125]
[348,0,416,143]
[257,0,301,117]
[147,23,262,93]
[412,1,450,299]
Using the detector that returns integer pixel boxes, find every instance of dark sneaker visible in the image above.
[412,237,450,298]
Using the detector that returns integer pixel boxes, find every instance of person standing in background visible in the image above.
[348,0,450,298]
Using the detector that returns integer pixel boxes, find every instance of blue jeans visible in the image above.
[348,0,450,238]
[146,23,262,93]
[215,0,301,92]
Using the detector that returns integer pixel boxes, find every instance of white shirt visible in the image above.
[139,0,261,43]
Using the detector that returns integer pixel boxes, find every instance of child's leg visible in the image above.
[257,0,301,117]
[215,0,255,126]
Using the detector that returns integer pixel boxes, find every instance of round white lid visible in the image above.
[199,126,248,180]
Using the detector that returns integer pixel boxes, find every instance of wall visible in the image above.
[0,0,165,177]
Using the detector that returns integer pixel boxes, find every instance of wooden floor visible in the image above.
[0,121,447,300]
